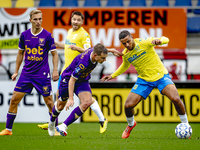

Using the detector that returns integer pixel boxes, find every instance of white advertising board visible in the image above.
[0,81,80,123]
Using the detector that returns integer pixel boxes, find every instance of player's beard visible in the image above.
[72,24,81,31]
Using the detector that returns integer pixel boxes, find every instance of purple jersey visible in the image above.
[18,28,56,77]
[61,48,97,83]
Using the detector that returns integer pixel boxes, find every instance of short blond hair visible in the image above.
[29,9,42,19]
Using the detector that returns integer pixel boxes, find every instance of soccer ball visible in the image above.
[175,123,192,139]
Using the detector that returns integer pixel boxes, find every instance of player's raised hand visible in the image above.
[11,73,18,81]
[151,39,162,45]
[66,99,74,110]
[100,75,113,82]
[52,70,59,81]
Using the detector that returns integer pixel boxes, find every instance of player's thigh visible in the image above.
[161,84,180,100]
[125,92,143,108]
[32,77,52,97]
[11,91,26,104]
[78,91,93,106]
[75,81,92,104]
[14,74,33,94]
[131,78,153,99]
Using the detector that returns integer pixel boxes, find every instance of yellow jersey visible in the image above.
[62,27,91,73]
[111,37,169,82]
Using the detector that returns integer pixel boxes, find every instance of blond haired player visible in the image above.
[101,30,189,138]
[0,9,59,136]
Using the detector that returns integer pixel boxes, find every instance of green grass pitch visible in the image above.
[0,122,199,150]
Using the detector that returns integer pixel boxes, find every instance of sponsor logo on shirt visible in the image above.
[128,51,146,63]
[75,67,81,73]
[65,39,76,46]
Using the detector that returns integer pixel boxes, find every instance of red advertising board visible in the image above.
[0,8,187,49]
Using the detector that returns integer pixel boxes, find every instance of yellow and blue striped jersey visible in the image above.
[62,27,91,73]
[111,37,169,82]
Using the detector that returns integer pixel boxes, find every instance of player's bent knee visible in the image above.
[171,96,181,104]
[81,100,92,110]
[124,100,135,109]
[57,105,64,111]
[10,98,21,106]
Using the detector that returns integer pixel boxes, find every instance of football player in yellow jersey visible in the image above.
[101,30,189,139]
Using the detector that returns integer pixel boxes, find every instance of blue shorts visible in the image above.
[58,79,92,102]
[57,75,62,89]
[14,73,52,97]
[131,74,174,99]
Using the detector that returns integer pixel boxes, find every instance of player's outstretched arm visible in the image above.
[107,48,123,57]
[100,75,113,82]
[55,41,65,49]
[68,45,85,53]
[12,50,24,81]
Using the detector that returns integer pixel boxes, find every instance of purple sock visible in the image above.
[63,106,83,126]
[50,106,60,125]
[6,113,16,130]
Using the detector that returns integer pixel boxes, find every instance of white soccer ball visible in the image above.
[175,123,192,139]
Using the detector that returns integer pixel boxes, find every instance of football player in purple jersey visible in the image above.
[48,43,108,136]
[0,10,59,136]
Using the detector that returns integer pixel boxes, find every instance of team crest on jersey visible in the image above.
[39,38,45,45]
[85,33,89,36]
[43,86,49,94]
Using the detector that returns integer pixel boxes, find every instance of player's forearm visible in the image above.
[68,77,76,99]
[111,62,130,78]
[107,48,114,53]
[51,51,59,72]
[14,50,24,73]
[75,47,85,53]
[55,42,65,49]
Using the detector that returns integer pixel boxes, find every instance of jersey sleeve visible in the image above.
[47,34,57,51]
[18,33,25,50]
[81,32,91,49]
[111,56,131,78]
[71,60,88,79]
[146,36,169,47]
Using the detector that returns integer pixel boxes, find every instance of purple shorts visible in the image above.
[14,73,52,97]
[58,80,91,101]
